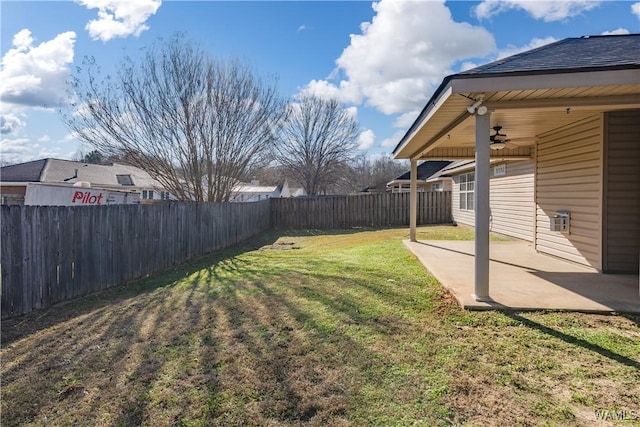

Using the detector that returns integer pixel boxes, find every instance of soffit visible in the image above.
[396,77,640,160]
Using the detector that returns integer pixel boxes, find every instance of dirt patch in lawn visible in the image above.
[260,240,301,250]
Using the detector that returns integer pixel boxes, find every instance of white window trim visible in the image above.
[459,172,475,211]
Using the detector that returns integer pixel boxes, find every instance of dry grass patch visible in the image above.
[2,226,639,426]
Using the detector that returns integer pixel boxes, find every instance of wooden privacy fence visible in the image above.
[1,202,270,319]
[270,192,452,229]
[1,192,452,319]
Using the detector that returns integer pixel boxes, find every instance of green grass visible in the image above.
[2,226,639,426]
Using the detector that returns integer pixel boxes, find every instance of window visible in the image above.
[431,182,443,192]
[116,174,134,186]
[459,172,474,211]
[142,190,154,200]
[160,191,170,200]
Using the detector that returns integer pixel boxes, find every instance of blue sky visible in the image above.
[1,0,639,164]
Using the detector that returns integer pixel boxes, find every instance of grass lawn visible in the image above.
[2,226,639,426]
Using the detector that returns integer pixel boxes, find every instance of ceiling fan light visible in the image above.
[490,141,506,150]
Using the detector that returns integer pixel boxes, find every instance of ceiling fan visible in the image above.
[490,126,508,150]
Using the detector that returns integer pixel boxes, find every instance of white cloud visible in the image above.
[345,106,358,120]
[496,36,557,60]
[0,29,76,109]
[0,114,25,135]
[632,2,640,19]
[474,0,601,22]
[38,147,73,159]
[393,111,419,129]
[380,130,407,149]
[38,134,51,142]
[302,79,362,105]
[601,28,630,36]
[297,24,308,32]
[63,132,82,142]
[300,0,495,116]
[0,137,30,154]
[459,61,479,72]
[357,129,375,151]
[76,0,162,42]
[0,138,33,166]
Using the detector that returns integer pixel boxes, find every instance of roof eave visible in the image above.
[393,67,640,160]
[392,78,455,158]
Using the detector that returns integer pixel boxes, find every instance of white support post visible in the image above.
[410,159,418,242]
[474,112,491,301]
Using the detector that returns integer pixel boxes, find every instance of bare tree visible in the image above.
[63,35,287,202]
[351,154,409,192]
[276,95,359,195]
[73,149,103,164]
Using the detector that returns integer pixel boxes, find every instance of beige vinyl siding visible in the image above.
[451,160,535,241]
[489,161,534,241]
[535,115,602,269]
[604,110,640,272]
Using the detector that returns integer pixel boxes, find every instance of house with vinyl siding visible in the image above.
[444,160,535,243]
[439,110,639,273]
[392,34,639,298]
[386,160,454,193]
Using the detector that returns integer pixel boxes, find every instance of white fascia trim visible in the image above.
[426,176,453,183]
[451,69,640,93]
[393,83,453,158]
[0,182,30,186]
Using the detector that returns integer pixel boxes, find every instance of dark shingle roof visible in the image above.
[1,158,162,188]
[0,159,48,182]
[394,160,453,181]
[393,34,640,156]
[459,34,640,76]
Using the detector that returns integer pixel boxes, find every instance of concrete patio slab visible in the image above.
[405,240,640,314]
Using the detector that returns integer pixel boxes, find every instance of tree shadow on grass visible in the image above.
[2,226,444,426]
[2,263,224,426]
[1,231,288,346]
[2,227,401,345]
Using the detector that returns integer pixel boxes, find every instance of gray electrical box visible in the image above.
[550,211,570,233]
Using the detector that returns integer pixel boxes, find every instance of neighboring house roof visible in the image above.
[233,184,280,194]
[290,187,306,197]
[0,159,48,182]
[233,180,290,196]
[432,160,475,178]
[392,160,453,182]
[0,158,163,189]
[393,34,640,160]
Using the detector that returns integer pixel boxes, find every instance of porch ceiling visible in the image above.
[394,73,640,160]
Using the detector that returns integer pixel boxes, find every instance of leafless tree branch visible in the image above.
[62,35,287,202]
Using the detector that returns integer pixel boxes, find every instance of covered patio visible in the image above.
[405,239,640,313]
[393,35,640,306]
